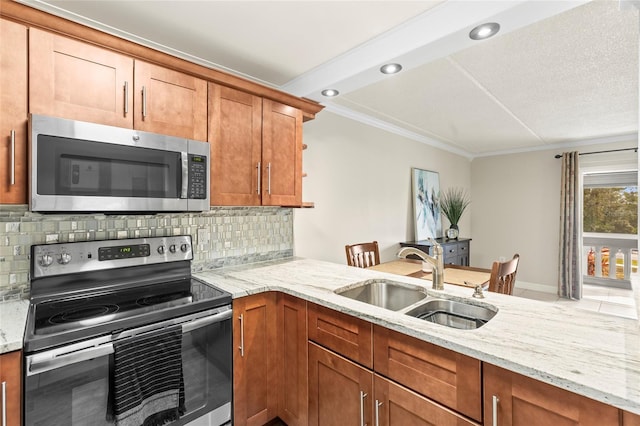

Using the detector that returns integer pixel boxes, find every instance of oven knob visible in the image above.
[157,245,166,255]
[57,252,72,265]
[169,244,177,253]
[39,254,53,267]
[180,243,189,253]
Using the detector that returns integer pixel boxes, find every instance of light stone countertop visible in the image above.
[0,299,29,353]
[2,257,639,415]
[194,257,640,416]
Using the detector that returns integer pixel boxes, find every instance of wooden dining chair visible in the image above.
[345,241,381,268]
[487,254,520,295]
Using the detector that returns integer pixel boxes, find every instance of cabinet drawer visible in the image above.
[443,244,458,257]
[373,325,482,422]
[307,303,372,368]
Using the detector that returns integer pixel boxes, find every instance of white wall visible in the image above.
[471,139,638,292]
[294,112,471,264]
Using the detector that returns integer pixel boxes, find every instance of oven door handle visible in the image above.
[182,308,232,333]
[27,342,114,377]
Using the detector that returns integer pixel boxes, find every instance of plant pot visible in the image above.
[446,224,459,239]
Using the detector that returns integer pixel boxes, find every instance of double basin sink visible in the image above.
[335,279,497,330]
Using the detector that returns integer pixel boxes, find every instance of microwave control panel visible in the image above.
[188,154,207,199]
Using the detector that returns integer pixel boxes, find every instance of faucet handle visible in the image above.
[468,282,485,299]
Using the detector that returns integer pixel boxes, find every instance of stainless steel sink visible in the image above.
[335,279,427,311]
[405,299,497,329]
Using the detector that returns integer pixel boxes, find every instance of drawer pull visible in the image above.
[492,395,499,426]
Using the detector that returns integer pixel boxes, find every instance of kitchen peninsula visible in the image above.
[190,257,640,423]
[2,257,640,425]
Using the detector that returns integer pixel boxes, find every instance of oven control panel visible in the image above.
[31,235,194,278]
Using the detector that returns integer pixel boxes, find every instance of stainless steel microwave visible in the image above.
[29,114,209,213]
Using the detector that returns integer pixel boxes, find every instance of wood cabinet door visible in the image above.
[261,99,302,207]
[233,293,278,426]
[29,28,133,128]
[307,302,373,368]
[277,294,308,426]
[0,19,27,204]
[134,61,207,140]
[0,350,22,426]
[208,83,262,206]
[308,342,373,426]
[623,410,640,426]
[483,363,620,426]
[373,325,482,422]
[374,374,479,426]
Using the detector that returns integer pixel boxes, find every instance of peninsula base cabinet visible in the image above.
[0,350,22,426]
[483,363,620,426]
[308,342,478,426]
[165,291,640,426]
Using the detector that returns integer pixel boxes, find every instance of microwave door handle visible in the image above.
[180,152,189,199]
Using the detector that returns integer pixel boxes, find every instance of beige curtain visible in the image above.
[558,151,581,300]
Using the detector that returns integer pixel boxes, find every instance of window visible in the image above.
[583,171,637,234]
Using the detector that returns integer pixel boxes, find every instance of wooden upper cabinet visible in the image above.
[0,18,28,204]
[208,83,303,207]
[209,83,262,205]
[261,99,303,207]
[134,61,207,140]
[29,28,133,128]
[484,363,620,426]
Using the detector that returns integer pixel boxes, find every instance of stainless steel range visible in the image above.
[23,235,232,426]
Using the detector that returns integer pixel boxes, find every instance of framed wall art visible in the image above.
[411,168,442,241]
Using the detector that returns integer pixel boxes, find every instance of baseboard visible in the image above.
[515,280,556,294]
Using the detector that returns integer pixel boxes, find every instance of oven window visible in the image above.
[36,135,181,198]
[25,318,232,426]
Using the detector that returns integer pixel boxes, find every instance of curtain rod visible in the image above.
[554,147,638,159]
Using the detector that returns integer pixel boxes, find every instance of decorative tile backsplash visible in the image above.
[0,205,293,301]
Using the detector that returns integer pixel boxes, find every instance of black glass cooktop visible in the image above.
[32,278,227,336]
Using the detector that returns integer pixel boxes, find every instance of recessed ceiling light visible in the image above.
[321,89,339,97]
[469,22,500,40]
[380,63,403,75]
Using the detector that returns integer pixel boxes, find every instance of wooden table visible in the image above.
[367,259,491,288]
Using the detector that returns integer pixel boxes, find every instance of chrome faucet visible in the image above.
[397,238,444,290]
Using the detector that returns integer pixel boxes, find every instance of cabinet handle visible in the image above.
[9,130,15,186]
[375,399,382,426]
[267,162,271,195]
[124,81,129,115]
[256,162,261,195]
[359,391,367,426]
[238,314,244,357]
[2,381,6,426]
[492,395,499,426]
[142,86,147,118]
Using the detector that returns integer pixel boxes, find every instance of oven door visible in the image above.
[24,308,232,426]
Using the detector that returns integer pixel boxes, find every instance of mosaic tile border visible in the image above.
[0,205,293,301]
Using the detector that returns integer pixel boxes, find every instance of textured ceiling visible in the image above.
[18,0,640,157]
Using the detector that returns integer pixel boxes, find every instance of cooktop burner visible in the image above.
[49,304,120,324]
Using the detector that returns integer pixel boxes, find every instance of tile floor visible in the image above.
[514,282,638,320]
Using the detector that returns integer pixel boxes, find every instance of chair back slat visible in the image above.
[488,254,520,295]
[345,241,381,268]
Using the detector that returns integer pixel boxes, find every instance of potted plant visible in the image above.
[440,187,470,239]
